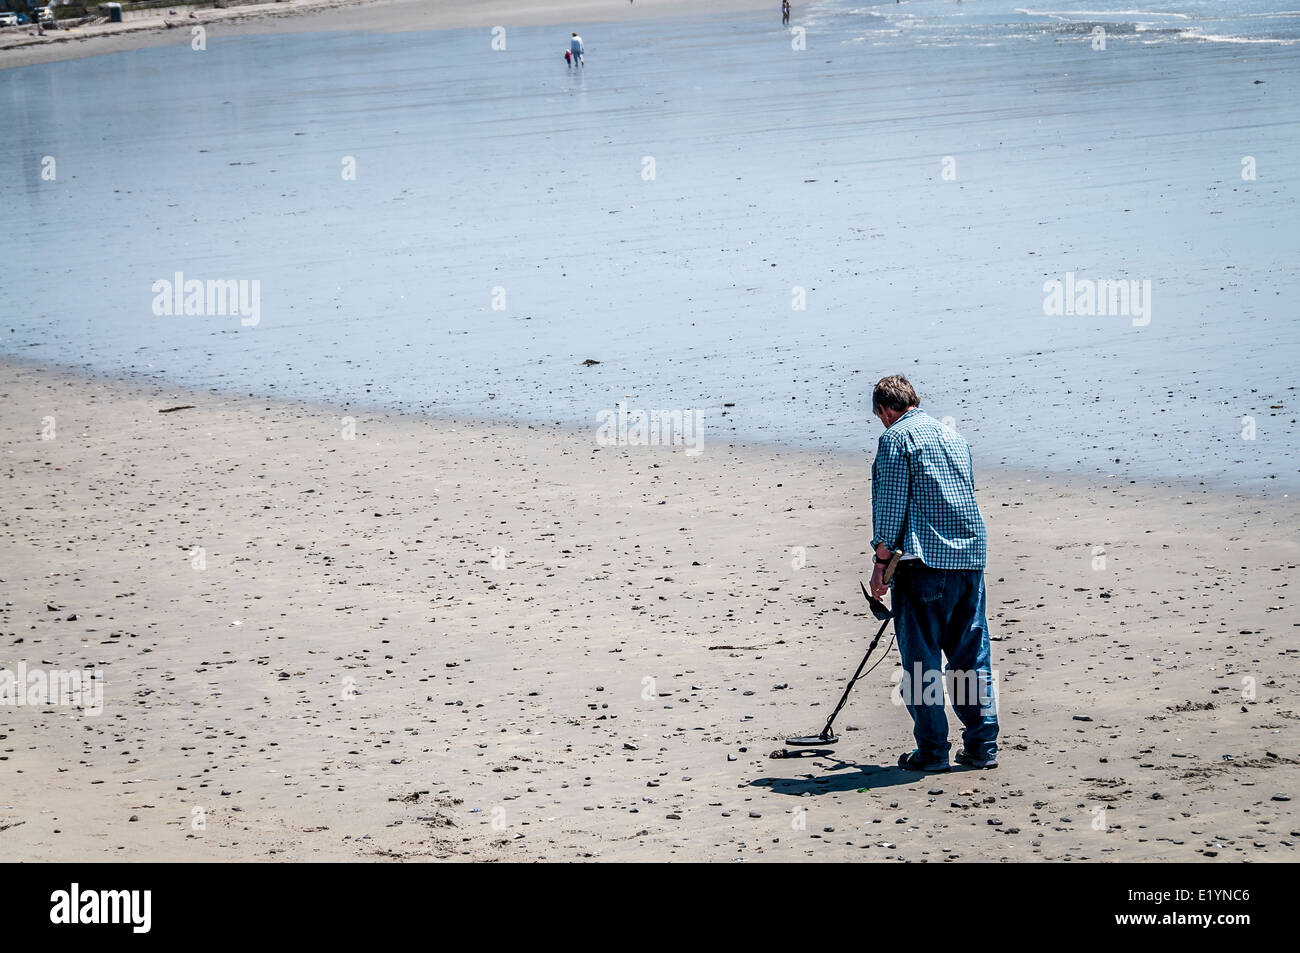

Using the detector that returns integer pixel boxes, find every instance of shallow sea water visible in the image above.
[2,1,1297,488]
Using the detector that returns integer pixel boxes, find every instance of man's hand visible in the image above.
[870,561,889,599]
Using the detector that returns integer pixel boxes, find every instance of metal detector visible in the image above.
[783,551,900,748]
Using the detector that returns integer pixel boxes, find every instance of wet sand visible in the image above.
[0,0,766,70]
[2,358,1296,861]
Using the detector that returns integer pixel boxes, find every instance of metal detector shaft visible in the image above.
[814,551,901,741]
[814,615,891,740]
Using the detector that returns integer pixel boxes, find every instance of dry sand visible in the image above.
[1,358,1296,861]
[0,0,765,70]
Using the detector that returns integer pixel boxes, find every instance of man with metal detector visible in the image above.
[868,375,999,772]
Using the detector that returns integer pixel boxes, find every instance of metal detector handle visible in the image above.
[882,550,902,585]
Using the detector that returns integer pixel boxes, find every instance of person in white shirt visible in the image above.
[570,32,584,67]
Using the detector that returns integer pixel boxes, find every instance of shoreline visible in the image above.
[2,357,1296,862]
[2,352,1283,505]
[0,0,769,71]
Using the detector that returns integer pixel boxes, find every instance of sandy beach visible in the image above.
[2,357,1296,861]
[2,0,1298,872]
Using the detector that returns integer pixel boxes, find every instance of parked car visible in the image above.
[0,13,20,27]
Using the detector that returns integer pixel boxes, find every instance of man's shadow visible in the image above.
[750,751,948,796]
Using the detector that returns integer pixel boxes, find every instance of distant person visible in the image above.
[565,49,572,68]
[782,1,790,26]
[570,32,584,67]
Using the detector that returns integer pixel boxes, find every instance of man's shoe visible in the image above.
[955,749,998,769]
[897,750,950,772]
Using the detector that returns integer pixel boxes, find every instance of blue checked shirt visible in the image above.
[871,408,987,570]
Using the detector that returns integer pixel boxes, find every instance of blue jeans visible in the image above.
[892,564,999,762]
